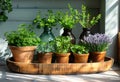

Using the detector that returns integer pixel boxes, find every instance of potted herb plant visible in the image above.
[33,10,58,42]
[0,0,12,21]
[76,5,101,42]
[36,41,55,64]
[54,36,72,63]
[57,4,78,44]
[71,44,89,63]
[4,24,41,63]
[82,33,112,62]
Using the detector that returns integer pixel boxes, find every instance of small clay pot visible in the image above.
[73,53,89,63]
[38,52,53,64]
[9,46,36,63]
[90,51,106,62]
[55,53,70,63]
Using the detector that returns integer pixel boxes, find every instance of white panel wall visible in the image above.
[0,0,100,42]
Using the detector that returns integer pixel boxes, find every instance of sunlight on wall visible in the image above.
[105,0,118,37]
[105,0,119,58]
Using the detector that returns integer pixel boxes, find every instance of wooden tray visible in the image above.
[6,57,114,75]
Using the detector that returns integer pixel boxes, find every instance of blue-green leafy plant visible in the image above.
[71,44,89,54]
[76,5,101,28]
[4,24,41,47]
[54,36,72,53]
[33,10,58,28]
[0,0,12,21]
[36,41,55,54]
[82,33,112,52]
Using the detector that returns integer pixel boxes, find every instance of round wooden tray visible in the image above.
[6,57,114,75]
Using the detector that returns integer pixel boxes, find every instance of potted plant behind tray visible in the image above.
[82,33,112,62]
[33,10,58,42]
[57,4,78,44]
[71,44,89,63]
[75,4,101,42]
[54,36,72,63]
[36,41,55,64]
[4,24,41,63]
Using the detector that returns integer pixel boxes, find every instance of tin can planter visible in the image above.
[55,53,70,63]
[38,52,53,64]
[90,51,106,62]
[9,46,36,63]
[73,53,89,63]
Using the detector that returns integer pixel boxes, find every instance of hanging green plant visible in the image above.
[0,0,12,21]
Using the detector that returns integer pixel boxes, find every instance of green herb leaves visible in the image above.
[78,5,101,28]
[0,0,12,21]
[71,45,89,54]
[33,10,58,28]
[4,24,41,47]
[54,36,72,53]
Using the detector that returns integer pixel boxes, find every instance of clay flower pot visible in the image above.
[9,46,36,63]
[90,51,106,62]
[38,52,53,64]
[55,53,70,63]
[73,53,89,63]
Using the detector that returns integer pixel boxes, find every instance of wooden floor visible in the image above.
[0,65,120,82]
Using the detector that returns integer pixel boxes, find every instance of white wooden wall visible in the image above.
[0,0,100,40]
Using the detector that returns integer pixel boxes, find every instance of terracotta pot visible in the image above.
[9,46,36,63]
[62,28,76,63]
[55,53,70,63]
[38,52,53,64]
[73,53,89,63]
[90,51,106,62]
